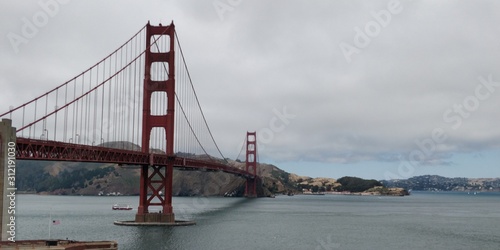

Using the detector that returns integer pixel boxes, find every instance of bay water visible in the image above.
[15,192,500,249]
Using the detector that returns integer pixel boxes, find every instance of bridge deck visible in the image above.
[15,138,254,179]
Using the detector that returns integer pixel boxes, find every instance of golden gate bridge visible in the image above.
[0,22,259,225]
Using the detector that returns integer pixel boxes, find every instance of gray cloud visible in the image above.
[1,0,500,177]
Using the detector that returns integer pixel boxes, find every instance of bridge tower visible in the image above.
[136,22,176,223]
[245,131,258,197]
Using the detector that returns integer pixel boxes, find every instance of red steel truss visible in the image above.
[15,137,256,178]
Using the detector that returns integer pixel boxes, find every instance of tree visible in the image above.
[336,176,382,192]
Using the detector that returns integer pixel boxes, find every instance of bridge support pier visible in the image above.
[135,164,175,223]
[0,119,16,241]
[245,178,257,198]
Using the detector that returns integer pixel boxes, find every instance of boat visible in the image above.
[112,204,133,210]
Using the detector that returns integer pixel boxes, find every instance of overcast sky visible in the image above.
[1,0,500,180]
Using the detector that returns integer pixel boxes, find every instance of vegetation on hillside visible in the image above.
[298,183,334,193]
[17,161,115,193]
[16,157,411,196]
[335,176,382,192]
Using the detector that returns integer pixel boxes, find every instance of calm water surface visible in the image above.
[16,192,500,249]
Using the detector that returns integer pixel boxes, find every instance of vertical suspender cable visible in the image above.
[100,60,105,145]
[113,51,118,143]
[44,94,48,138]
[107,54,113,143]
[126,38,131,145]
[132,36,137,147]
[79,75,85,144]
[86,70,92,144]
[54,88,58,141]
[33,99,37,138]
[63,83,68,142]
[21,106,25,138]
[120,47,125,145]
[175,31,227,162]
[93,66,99,145]
[72,79,77,142]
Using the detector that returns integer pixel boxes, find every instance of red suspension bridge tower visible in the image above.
[136,22,176,223]
[245,131,258,197]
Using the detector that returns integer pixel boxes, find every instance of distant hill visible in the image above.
[381,175,500,192]
[15,158,304,197]
[16,159,409,196]
[15,141,412,196]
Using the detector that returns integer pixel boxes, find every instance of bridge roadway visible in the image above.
[15,137,255,179]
